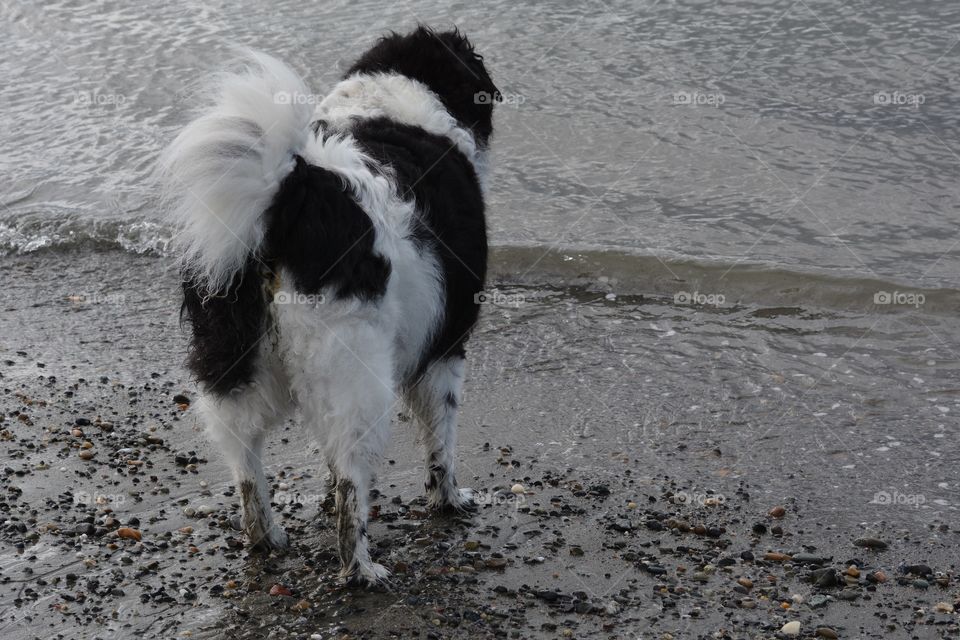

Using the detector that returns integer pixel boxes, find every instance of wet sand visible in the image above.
[0,249,957,639]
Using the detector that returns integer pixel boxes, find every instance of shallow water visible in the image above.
[2,0,959,293]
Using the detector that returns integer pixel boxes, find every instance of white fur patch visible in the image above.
[158,51,314,292]
[316,73,486,179]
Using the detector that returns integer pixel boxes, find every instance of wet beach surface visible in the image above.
[0,250,957,639]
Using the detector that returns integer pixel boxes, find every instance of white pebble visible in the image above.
[780,621,800,635]
[511,484,525,494]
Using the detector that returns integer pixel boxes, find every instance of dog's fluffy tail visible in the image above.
[159,51,313,293]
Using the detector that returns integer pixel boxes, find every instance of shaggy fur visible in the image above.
[160,27,498,584]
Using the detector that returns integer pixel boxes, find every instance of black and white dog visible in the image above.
[160,27,499,584]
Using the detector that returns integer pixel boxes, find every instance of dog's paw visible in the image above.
[342,560,391,588]
[249,525,289,553]
[429,486,477,514]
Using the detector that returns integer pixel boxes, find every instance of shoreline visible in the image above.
[0,249,957,639]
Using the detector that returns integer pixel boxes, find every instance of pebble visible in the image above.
[853,537,888,550]
[763,552,791,562]
[768,506,786,518]
[815,627,839,639]
[781,621,801,635]
[117,527,141,541]
[736,577,753,590]
[78,450,95,460]
[269,584,292,597]
[868,570,887,583]
[510,484,525,494]
[934,602,954,614]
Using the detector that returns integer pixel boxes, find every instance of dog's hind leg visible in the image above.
[201,354,291,551]
[405,357,475,512]
[291,320,394,584]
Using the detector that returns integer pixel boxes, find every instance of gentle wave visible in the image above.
[1,218,955,315]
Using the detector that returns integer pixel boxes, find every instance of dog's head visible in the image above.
[345,26,500,147]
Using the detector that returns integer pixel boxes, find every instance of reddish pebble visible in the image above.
[270,584,292,597]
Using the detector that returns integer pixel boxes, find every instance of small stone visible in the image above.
[781,621,800,636]
[868,570,887,583]
[78,450,95,460]
[269,584,292,597]
[768,506,786,518]
[763,552,790,562]
[117,527,141,541]
[815,627,839,639]
[845,565,860,578]
[464,540,480,551]
[627,501,637,509]
[291,599,310,611]
[737,577,753,589]
[511,484,525,494]
[934,602,954,614]
[853,537,888,550]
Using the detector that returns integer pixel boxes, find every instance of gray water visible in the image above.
[2,0,958,294]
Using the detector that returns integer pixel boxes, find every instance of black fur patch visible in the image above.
[180,156,391,397]
[350,118,487,379]
[345,26,499,146]
[180,258,272,397]
[264,155,391,301]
